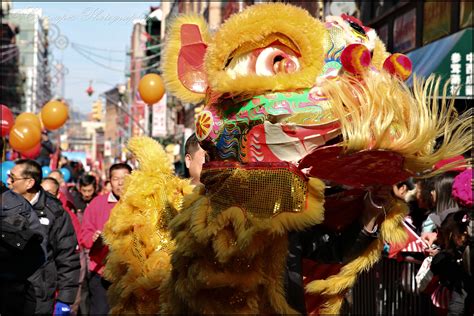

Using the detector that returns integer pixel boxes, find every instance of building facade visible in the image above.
[129,19,148,137]
[1,1,23,114]
[8,8,51,112]
[349,0,472,100]
[103,86,129,162]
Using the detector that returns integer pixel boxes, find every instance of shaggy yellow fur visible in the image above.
[371,38,390,70]
[160,175,326,314]
[206,3,327,95]
[103,137,192,314]
[323,72,473,176]
[161,15,211,103]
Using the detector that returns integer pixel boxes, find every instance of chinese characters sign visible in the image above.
[466,53,473,98]
[152,93,167,137]
[449,51,472,98]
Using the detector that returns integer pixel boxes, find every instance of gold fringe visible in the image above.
[318,294,345,315]
[323,73,472,176]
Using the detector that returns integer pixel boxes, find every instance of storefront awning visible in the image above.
[407,28,472,99]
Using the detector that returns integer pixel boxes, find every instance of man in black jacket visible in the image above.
[0,183,46,316]
[7,159,80,315]
[71,173,97,215]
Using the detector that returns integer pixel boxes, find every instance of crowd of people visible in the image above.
[0,135,206,316]
[1,133,472,315]
[386,158,473,315]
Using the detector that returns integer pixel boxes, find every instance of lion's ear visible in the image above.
[162,15,211,103]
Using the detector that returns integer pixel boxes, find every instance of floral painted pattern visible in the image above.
[195,110,214,141]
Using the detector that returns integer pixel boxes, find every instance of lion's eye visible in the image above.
[348,20,366,36]
[255,45,300,76]
[225,45,300,78]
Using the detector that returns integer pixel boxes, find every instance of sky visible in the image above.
[12,2,156,114]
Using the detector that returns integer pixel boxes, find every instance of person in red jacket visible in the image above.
[80,163,132,315]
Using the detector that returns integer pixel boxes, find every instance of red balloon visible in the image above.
[1,104,14,137]
[20,142,41,159]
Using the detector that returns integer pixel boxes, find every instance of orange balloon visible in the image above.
[41,100,69,130]
[16,112,42,131]
[9,122,41,152]
[138,73,165,105]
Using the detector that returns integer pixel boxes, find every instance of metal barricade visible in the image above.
[348,257,436,315]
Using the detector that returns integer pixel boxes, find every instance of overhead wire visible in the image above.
[1,39,34,51]
[71,42,161,62]
[71,43,125,63]
[72,46,126,72]
[100,93,148,134]
[72,41,164,53]
[72,44,161,73]
[70,42,126,53]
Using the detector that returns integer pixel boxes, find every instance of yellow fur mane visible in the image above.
[206,3,327,95]
[324,72,472,176]
[103,137,192,314]
[371,38,390,70]
[160,177,326,314]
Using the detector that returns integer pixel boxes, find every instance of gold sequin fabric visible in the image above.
[202,162,308,219]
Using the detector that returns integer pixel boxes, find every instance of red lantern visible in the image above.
[86,81,94,96]
[1,104,14,137]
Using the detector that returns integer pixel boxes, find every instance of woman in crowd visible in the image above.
[430,209,472,315]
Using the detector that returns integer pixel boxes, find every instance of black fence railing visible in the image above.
[347,257,436,315]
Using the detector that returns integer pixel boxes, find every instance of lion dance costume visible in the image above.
[103,3,472,315]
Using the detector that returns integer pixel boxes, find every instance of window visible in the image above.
[460,1,473,28]
[393,8,416,52]
[423,2,451,45]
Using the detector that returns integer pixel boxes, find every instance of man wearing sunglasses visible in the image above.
[7,159,80,315]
